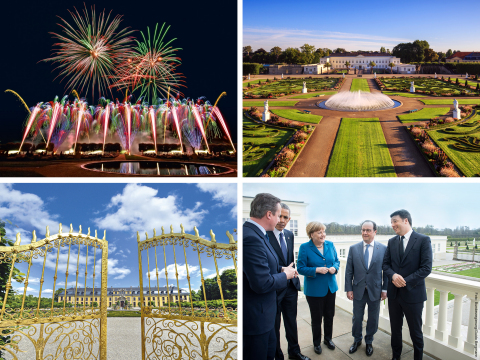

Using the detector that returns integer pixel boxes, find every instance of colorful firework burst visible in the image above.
[111,23,185,103]
[44,5,134,101]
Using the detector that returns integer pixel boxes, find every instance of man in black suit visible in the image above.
[267,203,310,360]
[244,193,298,360]
[382,210,433,360]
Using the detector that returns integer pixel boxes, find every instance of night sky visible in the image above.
[0,0,238,144]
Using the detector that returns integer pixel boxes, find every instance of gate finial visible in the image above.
[226,230,235,244]
[95,230,98,239]
[210,229,216,243]
[170,225,174,234]
[79,225,82,234]
[194,226,199,237]
[180,224,185,234]
[87,227,91,236]
[46,226,50,237]
[59,223,63,234]
[161,226,165,235]
[153,228,156,237]
[14,233,21,246]
[31,230,37,243]
[103,230,106,240]
[69,224,73,234]
[137,231,140,242]
[145,231,149,240]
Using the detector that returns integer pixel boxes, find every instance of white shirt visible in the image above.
[246,219,266,236]
[401,229,413,250]
[273,228,287,251]
[363,240,375,269]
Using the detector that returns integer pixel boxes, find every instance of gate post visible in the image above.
[100,231,108,360]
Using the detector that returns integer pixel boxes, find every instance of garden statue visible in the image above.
[374,72,376,79]
[342,73,345,78]
[281,73,284,79]
[466,72,469,79]
[453,98,461,120]
[248,73,250,80]
[262,100,270,122]
[434,73,437,79]
[302,81,307,93]
[410,81,415,93]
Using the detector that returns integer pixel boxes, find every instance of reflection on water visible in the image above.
[86,161,229,176]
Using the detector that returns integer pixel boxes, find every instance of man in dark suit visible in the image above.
[382,210,433,360]
[244,193,298,360]
[345,220,388,357]
[267,203,310,360]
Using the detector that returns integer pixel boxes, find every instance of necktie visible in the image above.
[364,244,370,268]
[280,232,287,262]
[399,235,405,260]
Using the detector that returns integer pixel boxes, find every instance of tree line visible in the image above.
[244,40,463,65]
[324,222,480,236]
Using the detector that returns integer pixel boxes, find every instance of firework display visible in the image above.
[19,96,233,155]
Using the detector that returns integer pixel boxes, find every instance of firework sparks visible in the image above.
[111,23,184,103]
[44,5,134,101]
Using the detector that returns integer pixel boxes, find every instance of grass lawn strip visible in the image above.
[326,118,396,177]
[421,99,480,105]
[270,109,323,124]
[397,107,450,123]
[383,91,426,98]
[289,91,337,98]
[428,111,480,176]
[243,115,295,177]
[350,78,370,92]
[243,79,266,87]
[243,101,298,107]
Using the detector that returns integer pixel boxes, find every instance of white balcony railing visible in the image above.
[335,258,479,360]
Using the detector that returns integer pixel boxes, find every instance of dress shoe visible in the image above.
[314,345,322,354]
[391,357,401,360]
[323,339,335,350]
[288,352,311,360]
[366,344,373,356]
[349,340,362,354]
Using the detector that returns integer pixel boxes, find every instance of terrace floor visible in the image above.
[279,298,438,360]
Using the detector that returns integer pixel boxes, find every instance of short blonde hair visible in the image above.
[306,221,326,239]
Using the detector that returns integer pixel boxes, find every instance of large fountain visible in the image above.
[318,91,400,112]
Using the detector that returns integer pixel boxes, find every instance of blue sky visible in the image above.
[244,182,479,229]
[244,0,480,53]
[0,183,237,296]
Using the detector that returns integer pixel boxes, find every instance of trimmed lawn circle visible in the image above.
[243,100,299,107]
[270,109,323,124]
[397,107,450,123]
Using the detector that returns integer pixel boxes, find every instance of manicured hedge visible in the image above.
[243,63,264,75]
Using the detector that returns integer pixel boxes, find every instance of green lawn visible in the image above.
[455,267,480,278]
[420,99,480,105]
[380,77,480,96]
[107,310,141,317]
[243,115,295,177]
[397,107,450,123]
[383,91,426,98]
[428,111,480,176]
[243,101,299,107]
[350,78,370,92]
[244,78,339,97]
[289,91,337,99]
[270,109,323,124]
[243,79,267,87]
[326,118,396,177]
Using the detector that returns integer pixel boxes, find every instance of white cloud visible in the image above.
[94,184,207,233]
[147,264,209,281]
[43,289,53,294]
[97,258,131,280]
[196,183,237,218]
[0,184,58,238]
[205,265,235,279]
[57,281,81,288]
[14,286,36,293]
[28,277,40,283]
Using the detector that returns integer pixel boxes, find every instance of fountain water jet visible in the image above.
[319,91,399,112]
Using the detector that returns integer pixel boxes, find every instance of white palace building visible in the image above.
[243,196,479,360]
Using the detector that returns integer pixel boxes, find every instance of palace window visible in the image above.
[290,220,298,236]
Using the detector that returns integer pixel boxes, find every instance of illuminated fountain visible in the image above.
[318,91,400,112]
[18,94,235,155]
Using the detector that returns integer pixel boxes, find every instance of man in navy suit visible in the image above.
[267,204,310,360]
[244,193,298,360]
[345,220,388,357]
[383,210,432,360]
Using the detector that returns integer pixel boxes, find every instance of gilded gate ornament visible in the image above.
[0,224,108,359]
[137,225,237,360]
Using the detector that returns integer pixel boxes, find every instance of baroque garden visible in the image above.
[243,73,480,177]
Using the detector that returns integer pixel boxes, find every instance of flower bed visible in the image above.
[376,76,480,96]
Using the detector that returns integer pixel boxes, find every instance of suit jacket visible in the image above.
[345,241,388,302]
[267,229,301,303]
[297,240,339,297]
[382,231,432,303]
[243,221,288,336]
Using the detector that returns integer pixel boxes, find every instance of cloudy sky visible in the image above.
[244,0,480,53]
[0,183,237,296]
[244,182,479,230]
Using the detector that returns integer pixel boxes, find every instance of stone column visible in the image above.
[410,81,415,93]
[464,295,478,354]
[448,293,464,349]
[435,290,449,342]
[424,287,435,336]
[262,100,270,122]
